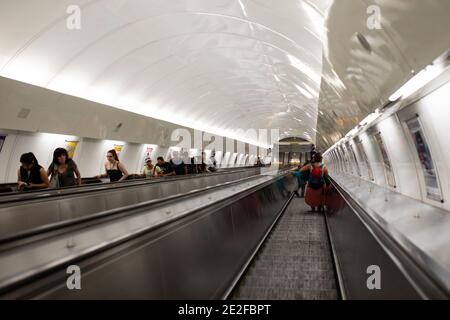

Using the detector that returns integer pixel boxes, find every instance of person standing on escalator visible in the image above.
[155,156,176,177]
[294,160,310,198]
[169,151,187,176]
[96,150,129,182]
[48,148,82,188]
[17,152,49,191]
[301,153,328,212]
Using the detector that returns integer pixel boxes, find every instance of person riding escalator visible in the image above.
[17,152,49,191]
[48,148,82,188]
[96,150,129,183]
[301,153,329,212]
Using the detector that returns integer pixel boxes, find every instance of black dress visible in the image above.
[107,163,123,182]
[20,164,44,184]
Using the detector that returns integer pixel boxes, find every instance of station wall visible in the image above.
[0,77,270,183]
[0,129,263,183]
[324,70,450,212]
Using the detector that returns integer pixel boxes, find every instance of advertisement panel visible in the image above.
[65,140,79,159]
[373,133,396,188]
[406,117,442,201]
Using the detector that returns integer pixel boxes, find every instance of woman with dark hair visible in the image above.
[17,152,49,191]
[47,148,81,188]
[96,149,129,182]
[301,152,329,212]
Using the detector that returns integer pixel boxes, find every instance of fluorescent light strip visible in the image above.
[389,64,443,101]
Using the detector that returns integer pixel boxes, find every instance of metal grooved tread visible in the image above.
[232,198,338,300]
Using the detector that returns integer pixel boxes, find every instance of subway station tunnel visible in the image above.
[0,0,450,300]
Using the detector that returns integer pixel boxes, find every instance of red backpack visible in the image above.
[311,166,323,179]
[309,164,325,189]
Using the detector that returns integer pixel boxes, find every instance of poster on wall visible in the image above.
[65,140,79,159]
[374,133,396,188]
[355,137,374,181]
[114,144,124,156]
[144,147,153,161]
[0,135,6,154]
[406,117,442,202]
[347,142,361,177]
[340,146,351,174]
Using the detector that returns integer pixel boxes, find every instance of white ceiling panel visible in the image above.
[0,0,329,147]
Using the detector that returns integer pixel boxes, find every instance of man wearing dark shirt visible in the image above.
[169,151,187,176]
[156,157,175,177]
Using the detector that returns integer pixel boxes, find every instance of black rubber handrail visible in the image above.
[0,168,261,205]
[0,172,288,294]
[329,176,450,300]
[0,165,260,193]
[0,172,280,247]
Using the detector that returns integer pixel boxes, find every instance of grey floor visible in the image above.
[232,197,338,300]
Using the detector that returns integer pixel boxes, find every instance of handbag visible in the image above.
[48,165,60,189]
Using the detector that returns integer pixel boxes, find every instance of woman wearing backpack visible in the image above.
[301,153,329,212]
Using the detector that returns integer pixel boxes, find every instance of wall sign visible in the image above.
[144,147,153,161]
[65,140,79,159]
[347,142,361,177]
[114,144,124,156]
[355,137,374,181]
[373,132,396,188]
[405,117,442,202]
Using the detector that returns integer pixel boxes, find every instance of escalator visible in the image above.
[0,167,264,242]
[0,172,444,300]
[0,167,263,204]
[0,171,288,299]
[231,197,338,300]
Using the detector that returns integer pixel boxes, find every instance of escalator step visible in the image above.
[233,286,338,300]
[232,198,338,300]
[247,267,336,278]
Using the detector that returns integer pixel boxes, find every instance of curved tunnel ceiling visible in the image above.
[317,0,450,151]
[0,0,331,147]
[2,1,449,151]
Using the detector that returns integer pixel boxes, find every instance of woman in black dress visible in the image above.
[17,152,49,191]
[96,149,129,182]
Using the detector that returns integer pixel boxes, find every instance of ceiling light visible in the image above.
[345,128,359,138]
[359,112,380,127]
[389,64,443,101]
